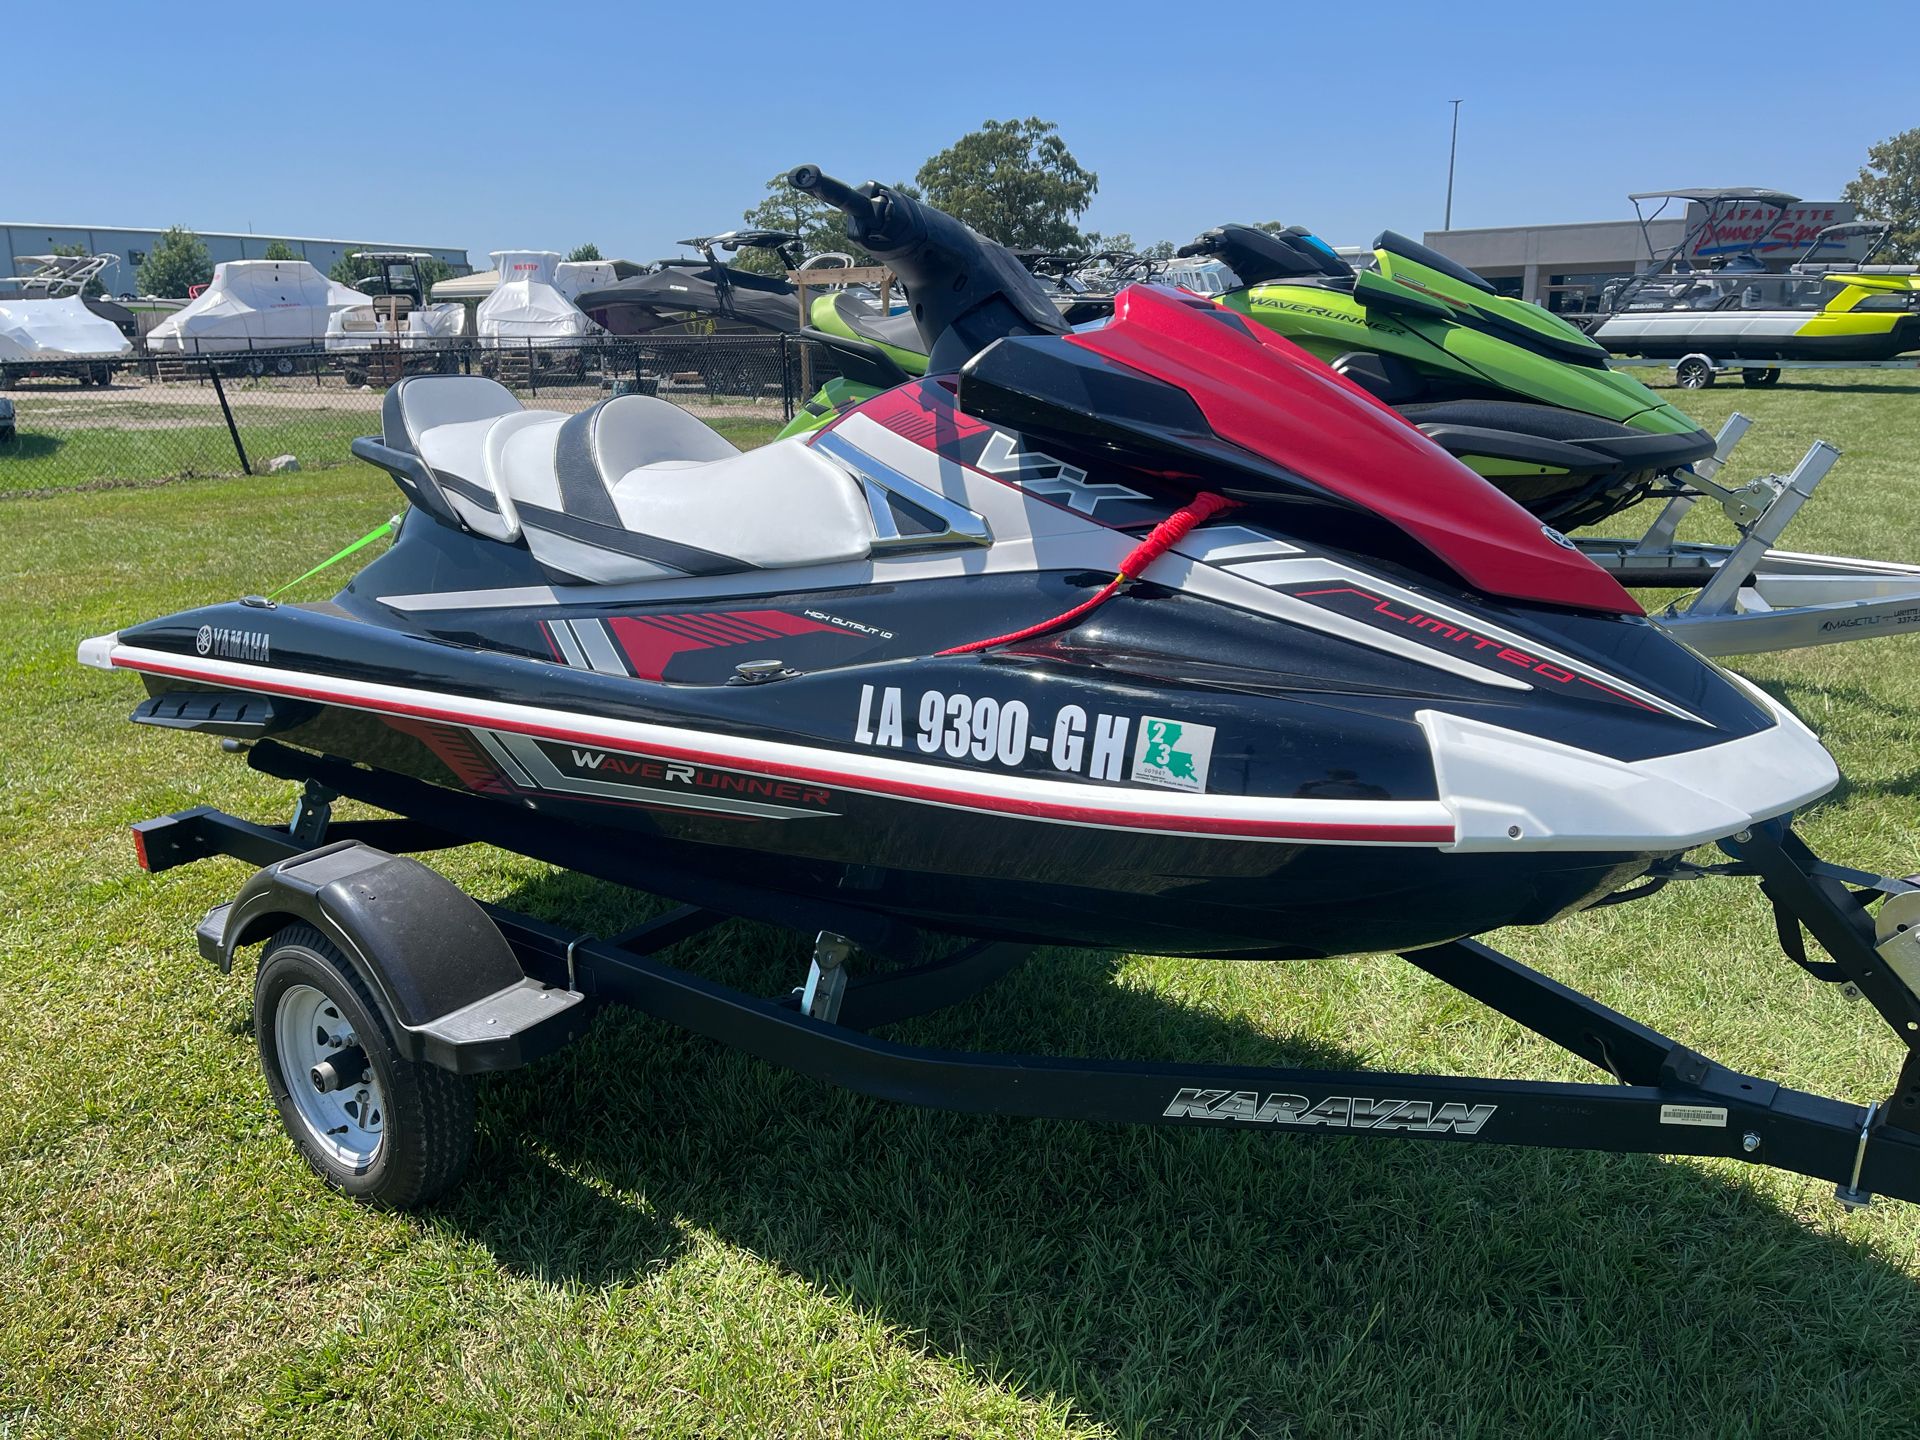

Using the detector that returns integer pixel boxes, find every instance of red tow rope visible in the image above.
[937,491,1240,656]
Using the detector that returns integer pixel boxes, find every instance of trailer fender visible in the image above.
[208,840,537,1067]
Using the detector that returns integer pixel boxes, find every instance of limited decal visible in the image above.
[194,624,270,662]
[1164,1088,1498,1135]
[1131,716,1215,793]
[1284,583,1664,714]
[854,684,1133,781]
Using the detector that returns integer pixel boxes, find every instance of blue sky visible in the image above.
[14,0,1914,265]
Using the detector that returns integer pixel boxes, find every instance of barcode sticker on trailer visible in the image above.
[1659,1104,1728,1128]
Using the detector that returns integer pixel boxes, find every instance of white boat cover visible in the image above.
[404,302,467,350]
[0,295,133,362]
[324,301,468,353]
[146,261,371,353]
[554,261,617,301]
[477,250,598,342]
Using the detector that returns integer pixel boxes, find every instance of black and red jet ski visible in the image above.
[81,169,1839,961]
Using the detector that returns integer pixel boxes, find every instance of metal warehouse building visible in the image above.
[0,223,471,295]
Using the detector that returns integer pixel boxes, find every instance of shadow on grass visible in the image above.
[0,432,65,460]
[428,869,1920,1435]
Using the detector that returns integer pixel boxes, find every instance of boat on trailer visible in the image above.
[80,168,1920,1214]
[1590,191,1920,378]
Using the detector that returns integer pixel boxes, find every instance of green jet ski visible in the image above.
[783,226,1716,531]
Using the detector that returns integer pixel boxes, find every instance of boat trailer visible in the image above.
[1578,412,1920,656]
[131,738,1920,1211]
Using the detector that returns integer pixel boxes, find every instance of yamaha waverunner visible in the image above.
[1178,225,1716,530]
[780,223,1714,532]
[83,169,1920,1213]
[84,168,1834,959]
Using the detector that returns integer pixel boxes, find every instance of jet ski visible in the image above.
[1590,194,1920,373]
[83,169,1920,1212]
[781,223,1715,532]
[1178,224,1717,530]
[573,231,807,337]
[86,168,1836,956]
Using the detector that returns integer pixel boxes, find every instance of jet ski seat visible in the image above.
[385,375,872,584]
[831,292,926,354]
[385,375,561,542]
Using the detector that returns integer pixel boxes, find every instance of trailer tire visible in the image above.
[1676,358,1715,389]
[1739,368,1779,387]
[0,425,14,444]
[254,923,474,1209]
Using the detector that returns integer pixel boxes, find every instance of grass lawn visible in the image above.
[0,402,786,496]
[6,375,1920,1436]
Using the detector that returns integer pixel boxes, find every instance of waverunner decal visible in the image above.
[1163,1087,1497,1135]
[476,731,838,820]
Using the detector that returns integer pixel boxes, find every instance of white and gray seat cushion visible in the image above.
[386,378,872,583]
[385,375,561,542]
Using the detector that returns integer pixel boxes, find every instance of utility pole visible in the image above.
[1444,99,1462,231]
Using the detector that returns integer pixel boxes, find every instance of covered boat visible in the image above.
[146,261,371,354]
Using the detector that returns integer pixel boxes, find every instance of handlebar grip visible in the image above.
[788,166,875,228]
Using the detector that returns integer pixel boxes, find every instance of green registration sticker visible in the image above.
[1131,717,1216,794]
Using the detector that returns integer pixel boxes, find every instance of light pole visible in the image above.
[1444,99,1462,231]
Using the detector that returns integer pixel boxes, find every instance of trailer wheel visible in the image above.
[1676,358,1716,389]
[273,355,297,377]
[0,424,14,444]
[253,924,474,1208]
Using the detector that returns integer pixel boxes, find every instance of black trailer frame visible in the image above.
[132,739,1920,1210]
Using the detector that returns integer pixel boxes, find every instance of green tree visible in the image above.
[733,172,869,276]
[1083,231,1176,263]
[48,242,108,297]
[1844,127,1920,262]
[566,242,604,262]
[329,249,456,294]
[915,118,1097,250]
[136,226,213,298]
[261,240,299,261]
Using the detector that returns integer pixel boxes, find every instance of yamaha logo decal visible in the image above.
[193,625,271,662]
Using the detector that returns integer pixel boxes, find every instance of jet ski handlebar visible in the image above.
[788,163,1068,369]
[787,166,876,231]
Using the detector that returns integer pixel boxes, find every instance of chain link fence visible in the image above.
[0,335,851,496]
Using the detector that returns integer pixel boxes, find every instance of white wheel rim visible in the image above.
[275,983,386,1169]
